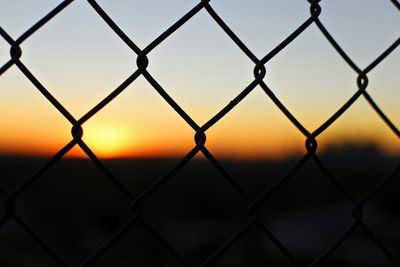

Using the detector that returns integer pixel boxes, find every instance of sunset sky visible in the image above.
[0,0,399,160]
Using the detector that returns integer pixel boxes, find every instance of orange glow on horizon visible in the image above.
[0,129,398,160]
[0,99,398,160]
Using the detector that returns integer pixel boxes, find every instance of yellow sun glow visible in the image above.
[83,125,133,158]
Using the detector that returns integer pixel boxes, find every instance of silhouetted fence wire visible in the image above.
[0,0,399,266]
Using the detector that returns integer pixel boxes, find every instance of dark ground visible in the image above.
[0,145,399,267]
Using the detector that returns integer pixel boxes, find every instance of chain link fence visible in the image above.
[1,0,399,266]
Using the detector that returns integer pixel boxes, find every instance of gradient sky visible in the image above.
[0,0,399,159]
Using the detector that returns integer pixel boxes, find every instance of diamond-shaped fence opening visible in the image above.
[257,159,354,264]
[140,159,249,264]
[16,1,136,118]
[0,0,399,266]
[145,11,255,124]
[14,152,132,264]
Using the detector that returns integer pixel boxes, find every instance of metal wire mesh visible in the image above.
[0,0,399,266]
